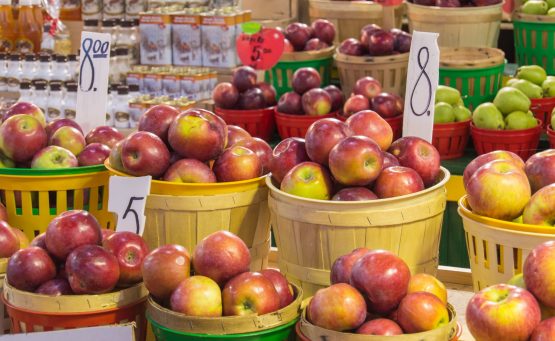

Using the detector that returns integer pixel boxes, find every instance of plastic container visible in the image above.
[432,120,471,160]
[385,115,403,141]
[458,196,555,291]
[214,106,276,141]
[0,260,8,335]
[0,165,116,241]
[274,110,336,139]
[470,121,542,160]
[267,168,450,298]
[513,13,555,74]
[438,47,505,111]
[548,125,555,148]
[530,97,555,131]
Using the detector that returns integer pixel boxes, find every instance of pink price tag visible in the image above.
[236,28,285,70]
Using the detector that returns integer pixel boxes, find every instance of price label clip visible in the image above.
[108,175,152,236]
[236,24,285,70]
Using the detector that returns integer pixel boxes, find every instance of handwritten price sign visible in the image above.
[0,324,134,340]
[236,26,285,70]
[108,175,151,236]
[402,31,440,143]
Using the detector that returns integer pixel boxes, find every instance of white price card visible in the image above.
[108,175,151,235]
[402,31,440,143]
[0,324,134,340]
[75,31,111,134]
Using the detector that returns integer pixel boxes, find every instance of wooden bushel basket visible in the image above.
[0,259,9,335]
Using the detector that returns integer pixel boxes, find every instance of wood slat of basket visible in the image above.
[440,47,505,69]
[279,45,335,62]
[513,11,555,23]
[0,273,10,335]
[0,259,6,274]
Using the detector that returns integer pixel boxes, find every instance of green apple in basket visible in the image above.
[472,103,505,129]
[551,107,555,127]
[516,65,547,86]
[548,0,555,9]
[434,102,455,123]
[505,111,538,130]
[493,87,532,115]
[542,76,555,97]
[0,152,15,168]
[521,0,549,14]
[453,105,472,122]
[435,85,462,106]
[509,79,543,99]
[548,7,555,15]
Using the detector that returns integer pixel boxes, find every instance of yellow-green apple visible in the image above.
[305,118,352,165]
[103,231,149,287]
[374,166,425,198]
[525,149,555,193]
[311,19,335,45]
[232,66,257,92]
[66,245,120,294]
[3,101,46,127]
[466,160,531,221]
[170,275,222,317]
[163,159,216,183]
[222,272,280,316]
[389,137,440,186]
[45,118,83,140]
[524,241,555,309]
[277,92,303,115]
[382,151,400,170]
[0,152,14,168]
[307,283,367,331]
[372,93,401,118]
[142,244,191,300]
[121,131,170,177]
[346,110,393,151]
[108,140,125,172]
[356,318,403,335]
[466,284,541,341]
[338,38,365,56]
[0,114,47,162]
[330,248,369,284]
[397,292,449,333]
[7,246,56,291]
[280,161,334,200]
[193,231,250,287]
[138,104,180,143]
[302,88,332,116]
[324,85,344,112]
[291,67,321,95]
[237,88,267,110]
[260,269,294,309]
[0,220,19,258]
[78,143,111,166]
[226,125,251,148]
[11,227,28,249]
[523,184,555,225]
[233,138,272,174]
[508,273,526,288]
[212,82,240,109]
[213,146,262,182]
[45,210,102,261]
[343,95,370,117]
[350,249,411,314]
[353,77,382,100]
[85,126,124,149]
[530,317,555,341]
[269,137,309,183]
[0,202,6,220]
[463,150,525,189]
[407,273,447,305]
[329,135,384,186]
[35,278,73,295]
[168,109,228,162]
[31,146,78,169]
[332,187,378,201]
[50,126,86,156]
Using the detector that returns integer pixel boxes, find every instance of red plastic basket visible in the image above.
[432,120,471,160]
[530,97,555,131]
[548,125,555,148]
[385,115,403,141]
[214,106,276,141]
[274,109,336,139]
[470,121,542,160]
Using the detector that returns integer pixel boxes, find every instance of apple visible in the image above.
[0,220,19,258]
[193,231,250,287]
[323,85,344,112]
[0,202,6,221]
[382,152,400,169]
[35,278,73,295]
[307,283,367,331]
[260,269,294,309]
[292,67,321,95]
[372,93,401,118]
[85,126,124,149]
[45,118,83,140]
[463,150,525,189]
[226,125,251,147]
[408,273,447,305]
[168,109,227,162]
[213,146,262,182]
[31,146,78,169]
[285,22,313,51]
[30,232,47,249]
[232,66,257,92]
[108,140,125,172]
[311,19,335,45]
[237,87,267,110]
[392,30,412,53]
[170,276,222,316]
[338,38,365,56]
[0,114,47,162]
[374,166,425,198]
[212,82,240,109]
[100,229,114,241]
[350,249,411,314]
[466,160,531,221]
[66,244,120,294]
[222,272,280,316]
[302,88,332,116]
[78,142,111,166]
[269,137,310,183]
[523,241,555,309]
[389,136,440,187]
[7,246,56,291]
[525,149,555,193]
[138,104,180,143]
[329,136,384,186]
[3,101,46,127]
[256,82,277,106]
[49,126,86,156]
[304,38,329,51]
[11,228,29,249]
[0,152,14,168]
[163,158,216,183]
[305,118,352,165]
[356,319,403,335]
[523,184,555,225]
[397,292,450,333]
[277,92,303,115]
[531,317,555,341]
[346,110,393,151]
[354,77,382,100]
[332,187,378,201]
[367,31,395,56]
[142,244,191,300]
[121,131,170,177]
[343,95,370,117]
[280,161,334,200]
[436,0,461,6]
[360,24,382,47]
[466,284,541,341]
[103,231,149,287]
[233,138,272,174]
[330,248,369,284]
[283,38,294,53]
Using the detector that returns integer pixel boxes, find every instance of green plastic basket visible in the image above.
[148,317,297,341]
[513,13,555,75]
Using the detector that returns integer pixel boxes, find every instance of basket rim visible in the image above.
[0,164,106,177]
[406,1,503,10]
[470,120,542,134]
[0,258,6,274]
[530,97,555,105]
[513,11,555,23]
[434,119,471,127]
[274,109,339,120]
[214,106,276,115]
[439,47,505,69]
[548,125,555,135]
[279,46,336,62]
[334,51,410,64]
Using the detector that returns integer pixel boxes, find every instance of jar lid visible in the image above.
[39,53,51,62]
[19,81,31,90]
[56,55,67,62]
[66,82,78,92]
[120,19,133,28]
[116,47,129,56]
[24,54,36,61]
[9,53,20,61]
[34,81,47,90]
[84,19,99,26]
[102,19,116,27]
[50,82,62,91]
[117,85,129,95]
[67,54,77,62]
[128,84,140,92]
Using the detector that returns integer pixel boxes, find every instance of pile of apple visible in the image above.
[520,0,555,15]
[0,101,123,169]
[143,231,295,317]
[112,105,272,182]
[342,76,403,118]
[270,112,441,201]
[463,149,555,224]
[212,66,277,110]
[307,248,450,335]
[276,67,343,116]
[281,20,336,52]
[338,24,411,57]
[506,65,555,99]
[5,210,149,295]
[466,241,555,341]
[409,0,500,7]
[434,85,472,124]
[0,205,29,260]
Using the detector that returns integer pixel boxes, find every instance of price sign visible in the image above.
[108,175,151,235]
[0,324,134,340]
[76,31,111,134]
[236,25,285,70]
[402,31,440,143]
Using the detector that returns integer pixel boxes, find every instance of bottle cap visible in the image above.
[83,19,99,27]
[34,81,47,90]
[68,54,77,62]
[50,82,62,91]
[128,84,140,92]
[66,82,78,92]
[9,53,20,61]
[24,54,36,62]
[19,81,31,90]
[39,53,51,62]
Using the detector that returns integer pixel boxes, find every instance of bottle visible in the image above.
[51,54,71,84]
[116,20,138,64]
[60,0,81,21]
[125,0,144,20]
[31,0,43,36]
[82,0,102,20]
[114,85,130,129]
[0,0,17,52]
[67,54,78,79]
[18,80,33,102]
[33,80,48,113]
[106,87,112,126]
[15,0,42,53]
[100,19,118,46]
[103,0,124,20]
[40,22,55,53]
[63,82,77,120]
[21,53,36,82]
[33,52,51,86]
[6,53,21,93]
[46,81,64,122]
[115,47,129,83]
[106,82,119,126]
[128,83,142,128]
[83,19,99,33]
[54,29,71,56]
[109,48,118,83]
[0,52,7,91]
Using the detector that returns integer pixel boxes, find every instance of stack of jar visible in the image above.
[82,0,145,21]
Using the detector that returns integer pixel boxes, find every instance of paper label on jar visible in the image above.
[62,0,80,9]
[48,107,62,120]
[103,0,124,15]
[15,38,34,54]
[82,0,102,15]
[125,0,145,16]
[0,39,13,51]
[64,109,77,120]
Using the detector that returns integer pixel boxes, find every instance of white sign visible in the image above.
[108,175,151,235]
[76,31,111,134]
[0,324,134,340]
[402,31,440,143]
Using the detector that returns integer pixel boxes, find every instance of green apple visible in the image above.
[0,153,15,168]
[508,273,526,288]
[551,107,555,128]
[505,111,532,130]
[548,0,555,9]
[435,85,461,106]
[527,110,535,116]
[453,105,472,122]
[513,215,524,224]
[493,87,531,115]
[280,161,334,200]
[521,0,549,14]
[549,7,555,15]
[434,102,455,123]
[516,65,547,86]
[473,102,505,130]
[505,78,519,87]
[527,115,539,128]
[542,77,555,97]
[510,79,543,99]
[30,145,78,169]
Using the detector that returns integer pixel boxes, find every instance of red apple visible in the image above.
[302,88,332,116]
[283,38,294,53]
[232,66,258,92]
[524,241,555,309]
[237,87,267,110]
[372,92,401,118]
[329,136,383,186]
[85,126,124,149]
[324,85,344,112]
[138,104,181,143]
[397,292,450,333]
[285,22,313,51]
[408,273,448,305]
[0,114,47,162]
[382,151,399,169]
[66,244,120,294]
[346,110,393,151]
[269,137,310,183]
[292,67,321,95]
[277,92,303,115]
[332,187,378,201]
[142,244,191,300]
[354,77,382,100]
[103,231,149,287]
[525,149,555,193]
[101,228,114,241]
[31,232,47,249]
[78,142,111,166]
[343,95,370,117]
[193,231,250,287]
[226,125,252,147]
[338,38,365,56]
[280,161,334,200]
[360,24,383,47]
[0,202,7,221]
[3,101,46,127]
[212,82,240,109]
[163,158,216,183]
[222,272,280,316]
[233,138,272,174]
[330,248,369,284]
[389,136,441,186]
[374,166,425,198]
[213,146,262,182]
[0,220,19,258]
[121,131,170,177]
[7,246,56,291]
[531,317,555,341]
[108,140,125,172]
[392,29,412,53]
[170,275,222,316]
[367,31,395,56]
[304,38,329,51]
[523,183,555,225]
[463,150,525,189]
[50,126,86,156]
[45,118,83,140]
[305,118,352,165]
[311,19,335,45]
[35,278,73,295]
[356,318,403,335]
[260,268,294,309]
[256,82,277,106]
